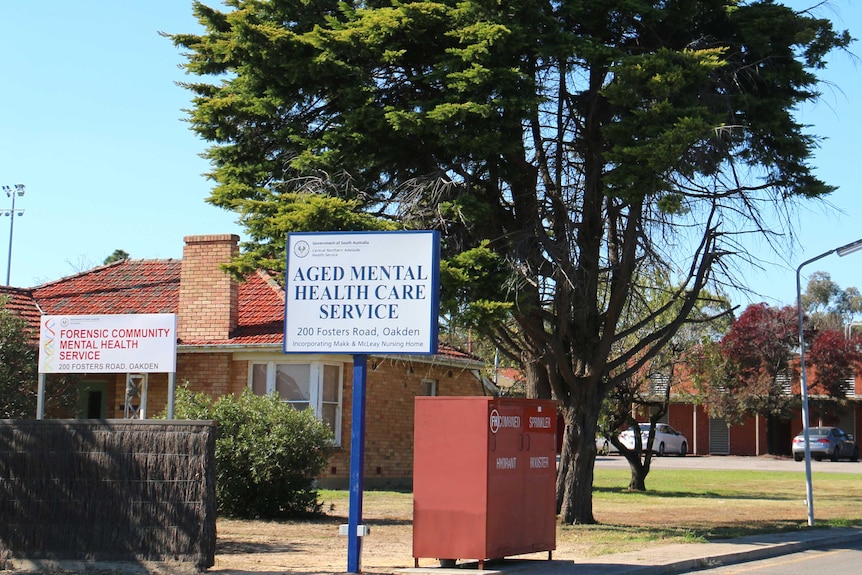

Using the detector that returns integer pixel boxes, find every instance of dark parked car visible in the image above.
[792,426,859,462]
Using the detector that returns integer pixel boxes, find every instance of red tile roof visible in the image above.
[0,287,42,344]
[33,259,181,316]
[26,259,284,346]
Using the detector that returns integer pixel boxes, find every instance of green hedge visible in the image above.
[171,386,334,518]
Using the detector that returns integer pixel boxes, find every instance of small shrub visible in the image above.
[0,299,37,418]
[171,386,334,518]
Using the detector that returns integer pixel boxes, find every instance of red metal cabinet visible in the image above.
[412,396,557,567]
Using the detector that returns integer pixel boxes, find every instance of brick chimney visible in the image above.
[177,234,240,341]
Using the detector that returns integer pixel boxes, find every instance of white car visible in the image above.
[619,423,688,457]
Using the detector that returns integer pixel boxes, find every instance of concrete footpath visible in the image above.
[400,527,862,575]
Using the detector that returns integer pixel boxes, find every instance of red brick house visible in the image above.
[9,234,857,465]
[1,234,489,487]
[628,370,862,458]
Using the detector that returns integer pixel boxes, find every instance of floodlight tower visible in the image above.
[1,184,25,286]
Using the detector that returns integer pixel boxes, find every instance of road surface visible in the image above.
[691,539,862,574]
[594,454,862,474]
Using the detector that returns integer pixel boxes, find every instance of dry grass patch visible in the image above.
[209,469,862,574]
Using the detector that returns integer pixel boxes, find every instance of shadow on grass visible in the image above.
[217,539,304,555]
[564,518,862,543]
[592,485,810,502]
[307,510,413,527]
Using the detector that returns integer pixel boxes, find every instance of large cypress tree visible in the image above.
[168,0,851,523]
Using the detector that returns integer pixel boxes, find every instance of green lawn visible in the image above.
[319,467,862,558]
[574,468,862,554]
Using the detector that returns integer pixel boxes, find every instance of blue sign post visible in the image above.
[283,230,440,573]
[347,354,368,572]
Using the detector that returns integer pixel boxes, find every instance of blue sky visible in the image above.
[0,2,243,286]
[0,1,860,309]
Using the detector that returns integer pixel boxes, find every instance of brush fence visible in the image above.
[0,419,216,572]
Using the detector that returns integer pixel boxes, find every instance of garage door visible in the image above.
[709,418,730,455]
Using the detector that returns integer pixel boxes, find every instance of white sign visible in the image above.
[284,231,440,354]
[39,314,177,374]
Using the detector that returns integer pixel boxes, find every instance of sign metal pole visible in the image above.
[347,354,368,573]
[168,372,176,419]
[282,231,440,572]
[36,372,45,419]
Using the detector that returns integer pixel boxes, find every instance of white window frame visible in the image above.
[248,361,344,446]
[420,378,438,397]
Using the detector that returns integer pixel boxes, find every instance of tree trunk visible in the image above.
[622,450,649,491]
[524,355,552,399]
[557,399,601,524]
[628,467,646,491]
[555,426,571,514]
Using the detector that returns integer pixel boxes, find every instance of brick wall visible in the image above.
[177,234,239,342]
[91,355,239,419]
[727,414,767,456]
[693,404,711,456]
[666,403,712,456]
[177,352,238,398]
[91,373,169,419]
[321,358,485,488]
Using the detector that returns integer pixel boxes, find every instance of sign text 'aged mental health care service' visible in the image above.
[284,231,440,354]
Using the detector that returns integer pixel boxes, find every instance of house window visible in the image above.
[276,363,311,411]
[249,361,343,445]
[420,379,437,396]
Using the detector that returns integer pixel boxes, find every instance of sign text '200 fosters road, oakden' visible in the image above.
[291,264,429,320]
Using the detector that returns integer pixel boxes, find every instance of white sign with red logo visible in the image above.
[39,314,177,374]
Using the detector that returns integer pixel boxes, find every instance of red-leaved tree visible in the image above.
[807,330,862,398]
[692,303,862,453]
[690,303,798,454]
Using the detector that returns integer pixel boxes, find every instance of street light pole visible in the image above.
[1,184,25,286]
[795,237,862,527]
